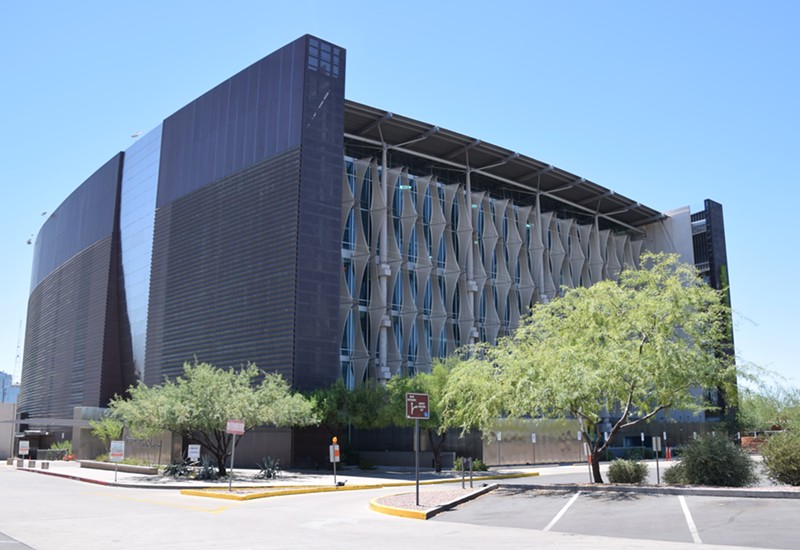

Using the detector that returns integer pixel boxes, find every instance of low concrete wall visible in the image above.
[78,460,158,475]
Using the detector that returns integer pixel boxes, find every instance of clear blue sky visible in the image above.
[1,1,797,386]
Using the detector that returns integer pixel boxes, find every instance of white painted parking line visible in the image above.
[543,491,581,532]
[678,495,702,544]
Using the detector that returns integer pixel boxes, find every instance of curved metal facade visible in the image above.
[19,154,126,418]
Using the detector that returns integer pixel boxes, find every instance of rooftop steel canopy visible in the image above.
[344,100,664,233]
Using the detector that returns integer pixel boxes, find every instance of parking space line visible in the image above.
[543,491,581,532]
[678,495,702,544]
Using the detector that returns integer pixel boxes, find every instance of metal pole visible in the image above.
[656,450,660,484]
[415,418,420,506]
[333,452,337,486]
[228,434,236,492]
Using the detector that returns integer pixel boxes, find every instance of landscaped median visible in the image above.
[180,471,539,501]
[369,484,499,520]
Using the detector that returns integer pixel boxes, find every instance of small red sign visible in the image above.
[405,393,429,420]
[226,419,245,435]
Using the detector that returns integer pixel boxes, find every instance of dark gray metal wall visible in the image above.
[19,154,125,418]
[145,35,345,391]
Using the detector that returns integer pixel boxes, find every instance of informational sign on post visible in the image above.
[329,444,340,463]
[110,440,125,462]
[19,440,29,456]
[226,419,245,491]
[226,419,245,435]
[531,433,536,444]
[405,393,429,506]
[330,437,340,486]
[110,440,125,482]
[652,436,662,484]
[405,393,429,419]
[187,444,201,461]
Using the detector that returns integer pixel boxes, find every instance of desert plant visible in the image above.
[761,430,800,486]
[49,440,72,453]
[163,459,191,477]
[194,456,220,481]
[662,461,688,485]
[454,456,488,472]
[89,415,124,450]
[673,434,758,487]
[607,459,649,484]
[48,440,73,460]
[256,456,281,479]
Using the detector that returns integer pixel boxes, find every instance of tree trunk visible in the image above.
[216,452,227,477]
[591,450,604,483]
[427,429,447,473]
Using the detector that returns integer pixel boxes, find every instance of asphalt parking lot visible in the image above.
[436,486,800,549]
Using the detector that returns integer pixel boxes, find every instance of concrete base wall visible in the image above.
[0,403,16,459]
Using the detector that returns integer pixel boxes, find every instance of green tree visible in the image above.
[386,360,455,473]
[443,252,735,483]
[110,361,317,476]
[761,430,800,486]
[88,414,124,452]
[310,379,390,445]
[737,385,800,432]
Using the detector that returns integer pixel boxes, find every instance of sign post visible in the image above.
[405,393,429,506]
[110,440,125,482]
[531,433,536,465]
[329,437,340,486]
[652,436,662,484]
[226,419,245,491]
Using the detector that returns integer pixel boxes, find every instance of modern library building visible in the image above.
[17,35,730,465]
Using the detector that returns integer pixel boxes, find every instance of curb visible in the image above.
[180,472,539,501]
[369,483,499,520]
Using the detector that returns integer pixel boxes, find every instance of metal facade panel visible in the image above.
[30,154,122,288]
[144,149,303,385]
[156,37,307,208]
[293,36,346,390]
[19,238,117,418]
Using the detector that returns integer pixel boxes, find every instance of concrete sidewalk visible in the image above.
[5,459,536,490]
[7,458,798,500]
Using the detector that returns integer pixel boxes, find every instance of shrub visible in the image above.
[256,456,281,479]
[608,459,648,484]
[624,447,654,460]
[163,459,191,477]
[454,456,488,472]
[92,453,150,466]
[49,440,73,459]
[195,456,220,481]
[662,461,688,485]
[761,431,800,486]
[673,434,757,487]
